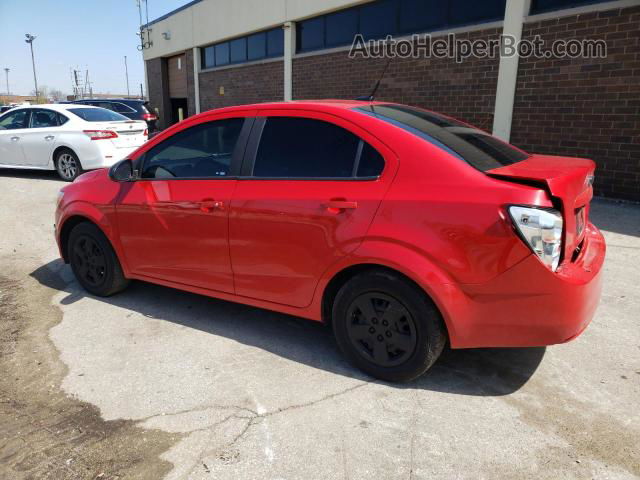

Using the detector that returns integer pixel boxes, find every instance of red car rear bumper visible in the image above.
[448,223,605,348]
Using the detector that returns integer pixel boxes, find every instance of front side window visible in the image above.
[30,109,60,128]
[142,118,244,179]
[355,104,528,171]
[253,117,383,179]
[68,108,129,122]
[0,109,30,130]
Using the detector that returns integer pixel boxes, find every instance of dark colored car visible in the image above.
[0,106,15,114]
[69,99,158,132]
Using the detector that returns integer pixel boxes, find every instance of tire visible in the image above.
[55,149,83,182]
[68,222,130,296]
[332,270,446,382]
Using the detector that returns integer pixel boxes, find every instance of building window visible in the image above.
[530,0,610,14]
[296,0,507,53]
[201,27,284,70]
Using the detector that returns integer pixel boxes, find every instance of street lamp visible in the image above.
[3,68,9,96]
[25,34,39,100]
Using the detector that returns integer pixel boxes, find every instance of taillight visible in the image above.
[143,128,148,137]
[508,206,563,272]
[83,130,118,140]
[142,113,157,121]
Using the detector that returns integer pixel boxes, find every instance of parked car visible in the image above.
[1,105,18,114]
[0,104,148,181]
[54,101,605,382]
[69,99,158,132]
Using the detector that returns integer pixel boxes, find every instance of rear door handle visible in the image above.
[200,199,224,212]
[10,136,20,142]
[323,200,358,211]
[45,135,55,141]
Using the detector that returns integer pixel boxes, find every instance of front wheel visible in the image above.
[332,270,446,382]
[68,222,130,296]
[55,149,83,181]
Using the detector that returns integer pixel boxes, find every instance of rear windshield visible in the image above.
[354,104,529,171]
[68,108,129,122]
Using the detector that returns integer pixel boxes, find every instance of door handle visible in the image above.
[323,200,358,212]
[10,136,20,142]
[200,199,224,212]
[44,135,55,141]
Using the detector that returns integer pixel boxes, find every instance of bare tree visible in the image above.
[48,88,67,102]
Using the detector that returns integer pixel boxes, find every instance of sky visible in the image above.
[0,0,188,97]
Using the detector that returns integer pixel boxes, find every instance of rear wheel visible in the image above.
[55,149,83,181]
[68,222,129,296]
[332,270,446,382]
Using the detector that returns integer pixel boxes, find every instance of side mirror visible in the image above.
[109,159,136,182]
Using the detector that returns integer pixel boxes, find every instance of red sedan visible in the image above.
[54,101,605,382]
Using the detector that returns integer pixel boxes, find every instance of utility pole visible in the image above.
[25,34,39,100]
[3,68,9,95]
[140,83,143,99]
[124,56,130,97]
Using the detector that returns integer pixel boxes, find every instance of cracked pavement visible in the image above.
[1,170,639,479]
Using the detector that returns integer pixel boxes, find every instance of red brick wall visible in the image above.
[511,6,640,201]
[199,60,284,111]
[294,27,502,131]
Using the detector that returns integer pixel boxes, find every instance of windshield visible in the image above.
[68,108,129,122]
[354,104,529,171]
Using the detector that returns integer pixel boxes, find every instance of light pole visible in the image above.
[3,68,9,95]
[124,56,130,97]
[25,34,39,100]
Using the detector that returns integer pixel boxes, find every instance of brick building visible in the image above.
[142,0,640,201]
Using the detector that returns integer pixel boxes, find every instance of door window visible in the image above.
[142,118,245,179]
[252,117,384,178]
[0,109,30,130]
[29,109,59,128]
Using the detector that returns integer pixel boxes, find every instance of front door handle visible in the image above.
[200,199,224,212]
[323,200,358,212]
[45,135,55,141]
[10,136,20,142]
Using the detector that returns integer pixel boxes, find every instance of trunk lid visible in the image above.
[487,154,595,262]
[94,120,148,149]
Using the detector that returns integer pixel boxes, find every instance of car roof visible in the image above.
[10,104,105,112]
[196,100,388,117]
[72,98,144,103]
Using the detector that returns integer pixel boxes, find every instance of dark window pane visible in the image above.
[267,28,284,56]
[230,37,247,63]
[0,109,30,129]
[297,17,324,51]
[325,9,358,47]
[142,118,244,179]
[448,0,506,25]
[355,104,528,172]
[399,0,448,33]
[531,0,608,13]
[248,32,267,60]
[215,42,230,66]
[360,0,397,40]
[112,102,134,113]
[358,142,385,177]
[202,46,215,68]
[30,109,59,128]
[68,108,129,122]
[254,117,360,178]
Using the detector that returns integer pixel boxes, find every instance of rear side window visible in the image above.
[30,109,59,128]
[68,108,129,122]
[111,102,135,113]
[355,104,528,171]
[253,117,383,178]
[142,118,244,179]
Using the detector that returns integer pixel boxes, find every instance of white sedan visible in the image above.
[0,104,148,181]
